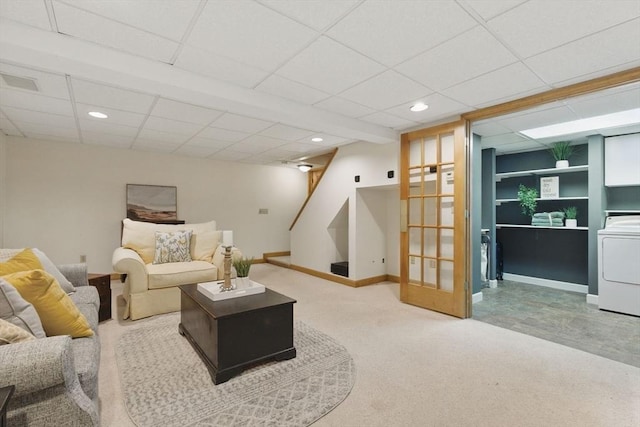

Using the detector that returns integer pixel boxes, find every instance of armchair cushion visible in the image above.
[3,270,93,338]
[0,279,46,338]
[147,260,217,289]
[153,230,193,264]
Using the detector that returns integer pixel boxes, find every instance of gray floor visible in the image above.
[473,279,640,367]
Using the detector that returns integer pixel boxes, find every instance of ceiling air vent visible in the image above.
[0,73,39,91]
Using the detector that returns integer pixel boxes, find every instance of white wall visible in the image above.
[3,137,307,272]
[0,133,6,248]
[291,141,399,279]
[355,188,388,278]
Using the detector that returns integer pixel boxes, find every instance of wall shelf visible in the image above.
[496,196,588,204]
[496,224,588,230]
[496,165,588,181]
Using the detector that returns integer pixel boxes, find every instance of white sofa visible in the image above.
[112,219,239,320]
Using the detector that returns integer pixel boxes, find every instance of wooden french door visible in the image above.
[400,120,469,318]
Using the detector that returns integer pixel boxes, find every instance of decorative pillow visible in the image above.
[0,248,43,276]
[3,270,93,338]
[32,248,76,294]
[153,230,193,264]
[0,317,36,345]
[0,279,46,338]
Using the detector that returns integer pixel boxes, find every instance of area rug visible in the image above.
[115,313,355,426]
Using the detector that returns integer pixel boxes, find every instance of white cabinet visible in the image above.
[605,133,640,187]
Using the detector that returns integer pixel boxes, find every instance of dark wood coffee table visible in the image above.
[178,283,296,384]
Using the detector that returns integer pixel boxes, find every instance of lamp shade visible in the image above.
[222,230,234,246]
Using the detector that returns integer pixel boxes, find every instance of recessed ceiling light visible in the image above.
[298,164,312,172]
[311,137,323,142]
[410,102,428,112]
[88,111,108,119]
[520,108,640,139]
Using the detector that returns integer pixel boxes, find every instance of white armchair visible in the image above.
[112,219,240,320]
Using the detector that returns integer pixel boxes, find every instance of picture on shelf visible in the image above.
[540,176,559,199]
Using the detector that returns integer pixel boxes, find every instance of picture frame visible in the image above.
[126,184,177,222]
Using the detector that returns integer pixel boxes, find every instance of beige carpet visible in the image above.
[99,264,640,426]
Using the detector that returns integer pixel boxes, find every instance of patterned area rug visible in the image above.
[115,313,355,426]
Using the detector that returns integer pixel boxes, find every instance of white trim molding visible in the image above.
[502,273,588,294]
[472,292,483,304]
[586,294,599,305]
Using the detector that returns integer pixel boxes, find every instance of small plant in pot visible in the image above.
[563,206,578,228]
[550,141,575,168]
[232,256,254,286]
[517,184,538,222]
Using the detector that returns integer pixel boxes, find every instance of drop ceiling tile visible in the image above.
[71,78,155,114]
[260,124,315,141]
[441,63,547,107]
[14,122,79,139]
[0,0,51,31]
[81,131,134,148]
[186,0,319,71]
[55,0,202,41]
[184,137,234,150]
[460,0,527,20]
[133,139,182,153]
[396,27,517,91]
[256,75,330,105]
[327,0,476,66]
[2,106,76,128]
[209,149,252,162]
[143,116,204,136]
[232,134,288,152]
[298,134,350,146]
[471,121,512,137]
[568,85,640,118]
[76,103,145,127]
[174,145,219,158]
[276,36,385,94]
[198,126,251,142]
[384,93,468,123]
[0,63,70,99]
[359,111,417,129]
[173,46,270,89]
[277,142,326,154]
[490,140,548,155]
[23,132,80,144]
[53,2,180,62]
[0,88,73,116]
[525,18,640,85]
[259,0,359,30]
[498,106,581,133]
[150,98,223,125]
[210,113,274,133]
[488,0,640,58]
[313,96,376,118]
[79,118,139,137]
[339,70,431,111]
[0,114,22,136]
[137,128,190,144]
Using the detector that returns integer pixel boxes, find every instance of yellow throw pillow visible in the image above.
[3,270,93,338]
[0,248,43,276]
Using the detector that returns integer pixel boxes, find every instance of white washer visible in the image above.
[598,215,640,316]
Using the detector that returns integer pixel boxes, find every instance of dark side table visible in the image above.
[0,385,15,427]
[88,273,112,322]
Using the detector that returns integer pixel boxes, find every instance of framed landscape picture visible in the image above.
[126,184,177,221]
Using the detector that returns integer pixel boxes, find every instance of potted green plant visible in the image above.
[563,206,578,228]
[517,184,538,221]
[232,256,254,286]
[550,141,575,168]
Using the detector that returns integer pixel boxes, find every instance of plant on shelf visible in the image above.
[563,206,578,228]
[517,184,538,218]
[232,256,254,278]
[549,141,576,168]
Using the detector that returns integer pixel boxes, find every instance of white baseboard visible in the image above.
[586,294,599,305]
[502,273,588,294]
[489,279,498,289]
[472,292,483,304]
